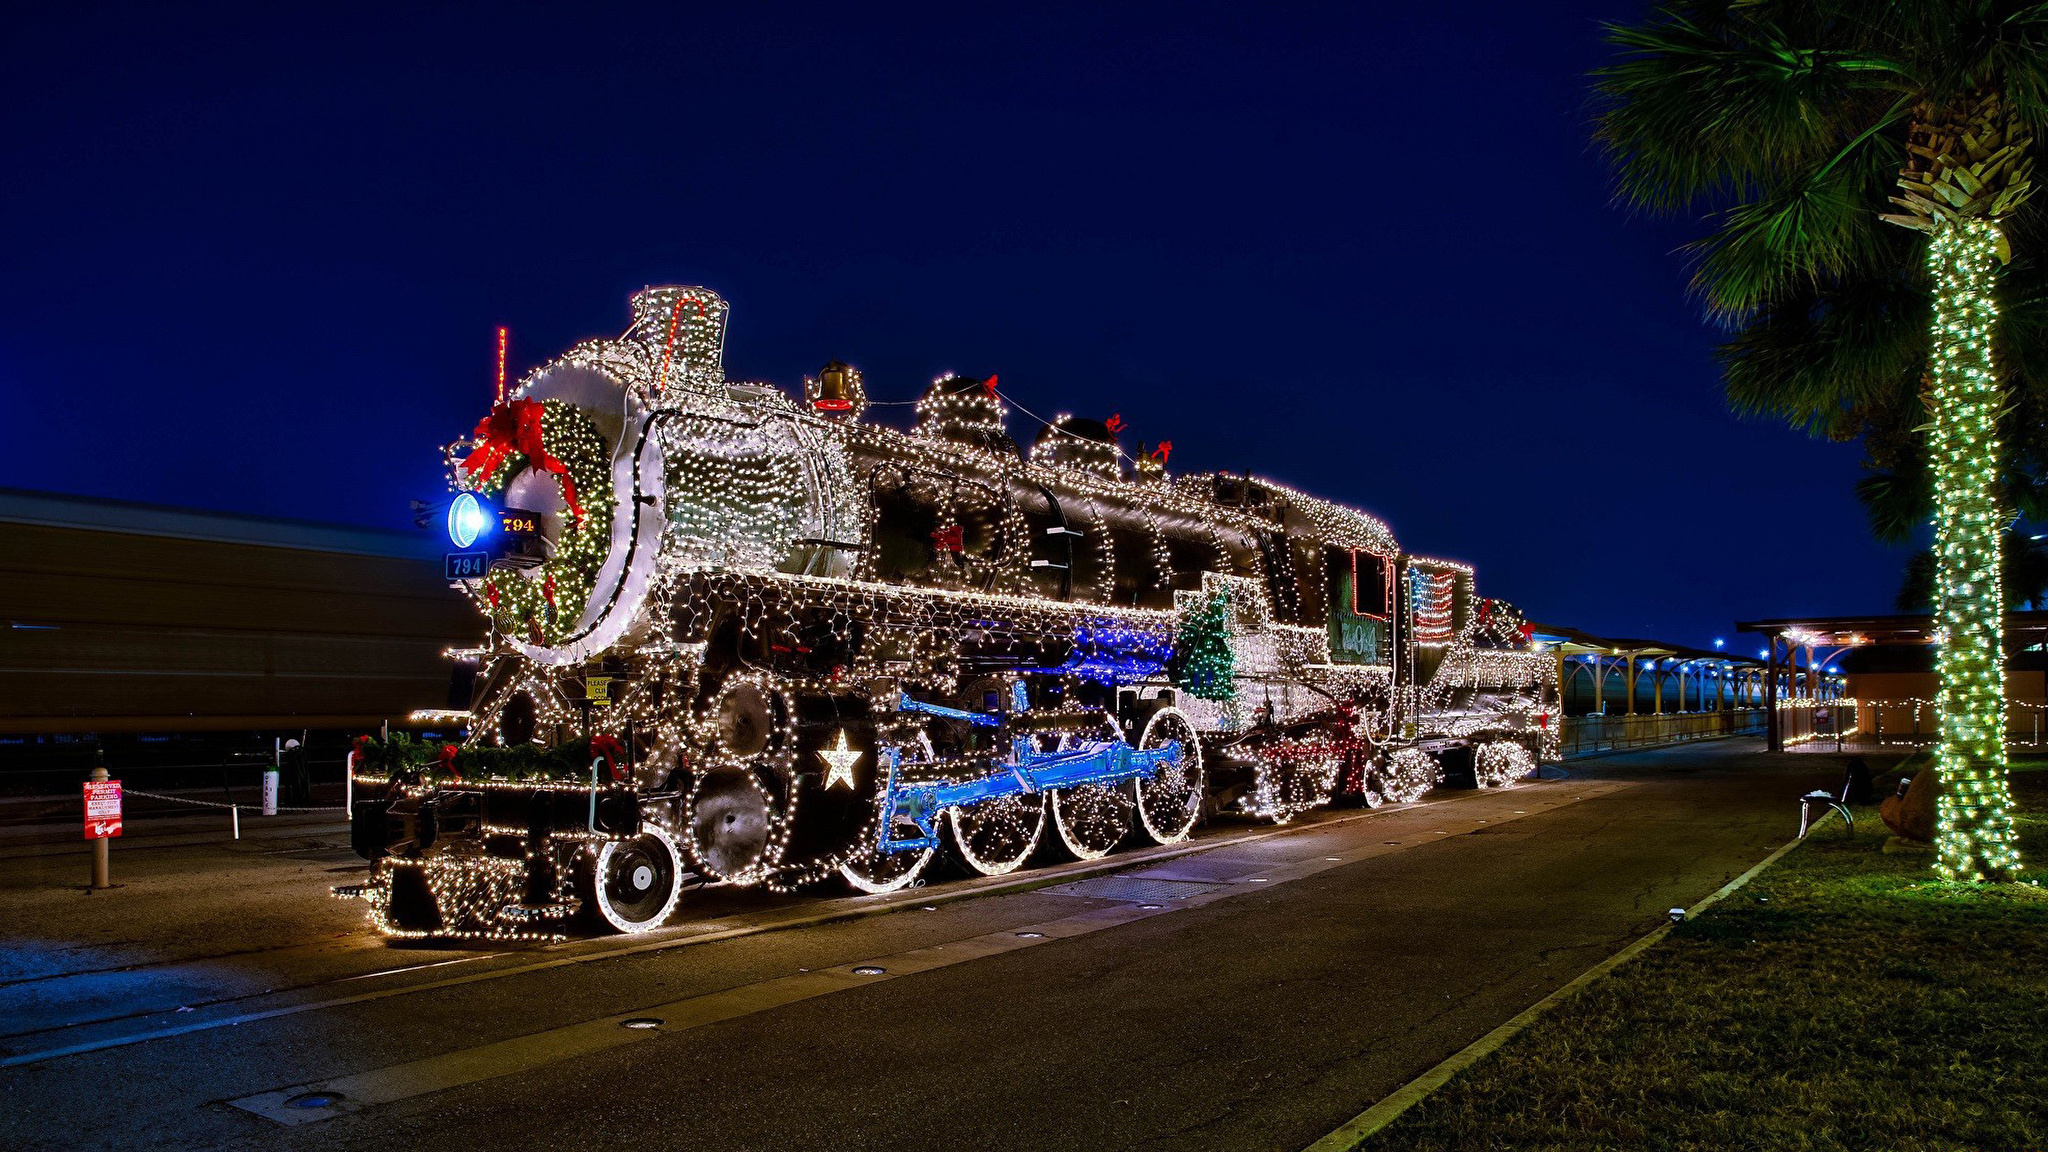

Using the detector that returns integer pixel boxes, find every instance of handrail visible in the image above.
[1558,709,1766,758]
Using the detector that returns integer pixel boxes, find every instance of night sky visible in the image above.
[1,2,1905,652]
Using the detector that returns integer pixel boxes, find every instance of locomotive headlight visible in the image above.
[448,492,493,549]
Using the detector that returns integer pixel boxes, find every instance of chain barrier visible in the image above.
[121,788,347,814]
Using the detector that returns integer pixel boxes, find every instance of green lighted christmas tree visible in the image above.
[1174,589,1236,702]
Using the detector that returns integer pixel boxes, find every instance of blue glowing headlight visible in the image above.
[448,492,492,549]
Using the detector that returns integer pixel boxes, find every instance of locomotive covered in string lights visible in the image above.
[342,287,1559,938]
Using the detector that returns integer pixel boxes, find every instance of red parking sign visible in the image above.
[84,780,122,839]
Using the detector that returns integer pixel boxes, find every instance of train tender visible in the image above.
[340,287,1560,939]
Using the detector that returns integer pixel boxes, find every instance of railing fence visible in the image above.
[1558,709,1766,757]
[1778,698,2048,752]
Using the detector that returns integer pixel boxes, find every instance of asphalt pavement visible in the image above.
[0,740,1886,1152]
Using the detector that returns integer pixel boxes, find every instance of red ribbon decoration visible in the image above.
[1150,440,1173,464]
[460,399,585,522]
[591,734,629,783]
[436,743,463,782]
[982,374,1000,399]
[1105,413,1124,435]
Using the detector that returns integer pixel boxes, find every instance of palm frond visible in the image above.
[1686,138,1903,318]
[1593,5,1897,213]
[1858,467,1932,543]
[1718,258,1927,434]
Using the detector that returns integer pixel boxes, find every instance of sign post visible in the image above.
[83,767,121,889]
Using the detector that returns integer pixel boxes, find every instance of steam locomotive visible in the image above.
[342,287,1559,938]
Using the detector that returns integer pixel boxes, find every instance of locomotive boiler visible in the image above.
[341,287,1559,938]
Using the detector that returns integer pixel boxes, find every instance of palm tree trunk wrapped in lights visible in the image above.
[1595,3,2047,882]
[1886,95,2034,880]
[1923,220,2020,878]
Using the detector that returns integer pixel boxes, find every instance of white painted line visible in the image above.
[1302,832,1802,1152]
[228,785,1630,1125]
[333,953,508,983]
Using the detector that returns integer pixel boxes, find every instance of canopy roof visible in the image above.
[1530,623,1762,668]
[1736,611,2048,650]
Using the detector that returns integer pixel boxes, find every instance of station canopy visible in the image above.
[1735,612,2048,651]
[1529,623,1763,670]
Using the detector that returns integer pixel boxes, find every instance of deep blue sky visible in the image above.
[1,2,1906,651]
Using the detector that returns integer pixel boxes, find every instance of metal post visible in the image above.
[1764,636,1781,752]
[88,765,111,890]
[345,749,356,811]
[1555,648,1568,716]
[263,739,279,817]
[232,804,240,840]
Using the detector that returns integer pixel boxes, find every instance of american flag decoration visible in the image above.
[1412,570,1456,644]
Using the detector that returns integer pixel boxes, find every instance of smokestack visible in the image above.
[627,286,729,398]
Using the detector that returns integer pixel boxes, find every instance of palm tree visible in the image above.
[1595,1,2048,881]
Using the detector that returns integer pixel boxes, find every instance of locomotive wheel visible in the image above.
[1376,746,1441,805]
[589,825,687,933]
[686,766,781,882]
[1474,741,1535,788]
[837,733,937,894]
[1049,719,1135,859]
[1132,707,1203,844]
[839,842,935,893]
[1263,749,1341,824]
[1051,783,1133,859]
[712,675,786,758]
[1357,776,1389,808]
[948,792,1048,876]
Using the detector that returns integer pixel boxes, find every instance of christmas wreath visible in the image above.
[458,398,615,646]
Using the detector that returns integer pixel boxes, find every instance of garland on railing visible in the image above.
[349,732,626,787]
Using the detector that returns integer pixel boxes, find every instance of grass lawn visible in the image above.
[1353,758,2048,1152]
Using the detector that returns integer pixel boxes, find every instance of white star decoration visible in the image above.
[817,730,862,790]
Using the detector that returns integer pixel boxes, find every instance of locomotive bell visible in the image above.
[808,359,866,417]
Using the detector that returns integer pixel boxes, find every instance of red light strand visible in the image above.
[654,296,707,392]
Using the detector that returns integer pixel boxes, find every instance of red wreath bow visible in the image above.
[590,734,629,783]
[460,399,584,521]
[436,742,463,781]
